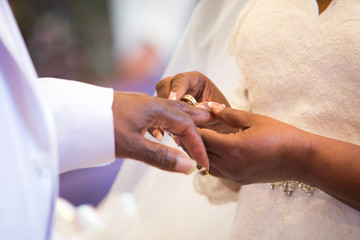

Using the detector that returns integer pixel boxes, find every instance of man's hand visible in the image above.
[156,71,236,134]
[112,91,209,174]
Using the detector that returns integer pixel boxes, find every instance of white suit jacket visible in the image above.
[0,1,115,239]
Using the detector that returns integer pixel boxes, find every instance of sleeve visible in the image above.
[38,77,116,173]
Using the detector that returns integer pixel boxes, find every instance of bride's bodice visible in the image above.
[229,0,360,145]
[225,0,360,239]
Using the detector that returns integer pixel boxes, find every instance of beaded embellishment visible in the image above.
[270,181,315,196]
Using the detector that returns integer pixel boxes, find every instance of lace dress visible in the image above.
[95,0,360,239]
[93,1,249,239]
[223,0,360,238]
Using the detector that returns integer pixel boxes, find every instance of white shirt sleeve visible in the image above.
[38,77,116,173]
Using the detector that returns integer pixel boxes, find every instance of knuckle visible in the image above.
[173,106,193,123]
[143,100,163,120]
[173,73,185,80]
[175,101,190,113]
[179,115,195,133]
[191,70,202,76]
[147,148,175,170]
[172,73,186,87]
[191,71,206,81]
[156,81,167,93]
[182,115,194,126]
[147,98,161,110]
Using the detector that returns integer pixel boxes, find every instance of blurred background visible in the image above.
[9,0,197,207]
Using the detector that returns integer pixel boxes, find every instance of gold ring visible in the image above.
[198,166,210,176]
[181,94,198,106]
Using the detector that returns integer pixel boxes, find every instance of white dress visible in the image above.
[227,0,360,239]
[97,0,360,239]
[95,1,249,239]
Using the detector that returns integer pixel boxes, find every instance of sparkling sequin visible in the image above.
[270,181,315,196]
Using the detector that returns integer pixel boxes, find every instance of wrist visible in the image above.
[284,129,316,182]
[112,91,122,157]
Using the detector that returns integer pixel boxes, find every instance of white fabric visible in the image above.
[309,0,320,15]
[110,0,197,60]
[38,78,115,173]
[100,0,360,239]
[0,1,115,239]
[96,0,250,239]
[227,0,360,238]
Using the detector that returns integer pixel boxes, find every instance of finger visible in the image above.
[161,72,208,101]
[208,102,252,129]
[206,150,221,167]
[168,73,190,100]
[208,166,223,178]
[148,127,164,142]
[198,128,229,153]
[133,137,197,174]
[164,100,215,125]
[156,76,173,99]
[195,102,211,111]
[154,105,209,168]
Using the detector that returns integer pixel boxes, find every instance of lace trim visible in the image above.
[193,174,239,204]
[270,181,316,196]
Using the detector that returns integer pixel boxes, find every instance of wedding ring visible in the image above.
[198,166,210,176]
[181,94,198,106]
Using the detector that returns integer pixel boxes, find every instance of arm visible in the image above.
[38,78,209,174]
[200,103,360,211]
[38,78,115,173]
[303,130,360,210]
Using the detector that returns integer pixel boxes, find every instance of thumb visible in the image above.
[208,102,251,129]
[133,137,197,175]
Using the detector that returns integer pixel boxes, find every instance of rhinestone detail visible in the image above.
[270,181,315,196]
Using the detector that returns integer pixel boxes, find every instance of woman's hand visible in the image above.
[156,71,236,134]
[156,71,229,105]
[201,102,360,211]
[199,102,311,184]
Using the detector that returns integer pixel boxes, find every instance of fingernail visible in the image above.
[176,155,197,175]
[195,102,211,110]
[153,129,163,142]
[208,102,225,112]
[169,91,177,100]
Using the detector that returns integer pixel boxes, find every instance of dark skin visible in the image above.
[156,72,236,134]
[156,71,360,211]
[202,104,360,212]
[112,91,209,174]
[317,0,332,14]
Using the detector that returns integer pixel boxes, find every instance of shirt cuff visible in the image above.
[38,77,116,173]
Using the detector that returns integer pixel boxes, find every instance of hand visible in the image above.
[112,91,209,174]
[201,103,360,212]
[156,71,229,104]
[199,102,311,184]
[156,71,236,134]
